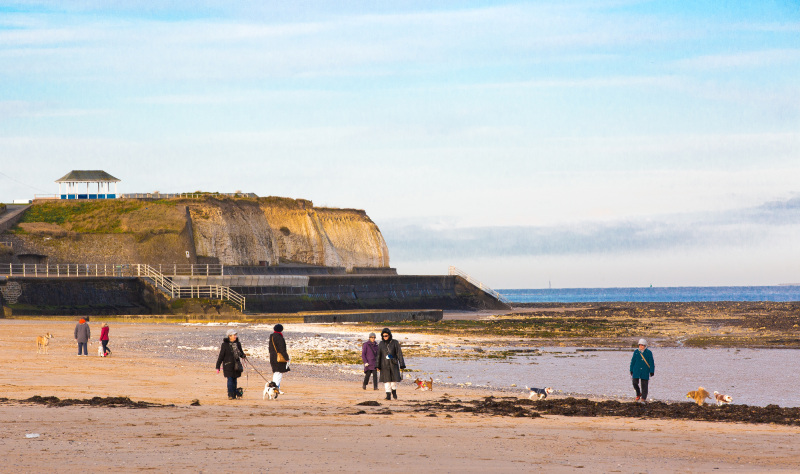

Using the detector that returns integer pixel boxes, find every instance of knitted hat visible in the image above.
[369,333,376,338]
[226,329,237,336]
[638,338,647,346]
[274,324,284,333]
[79,319,86,324]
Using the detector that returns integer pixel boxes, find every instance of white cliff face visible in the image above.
[189,199,390,269]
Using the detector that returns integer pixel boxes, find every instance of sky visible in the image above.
[0,1,798,288]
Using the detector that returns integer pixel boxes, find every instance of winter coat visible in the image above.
[269,332,290,373]
[100,326,110,341]
[376,328,405,383]
[362,340,378,372]
[216,338,245,378]
[74,322,91,343]
[630,348,655,380]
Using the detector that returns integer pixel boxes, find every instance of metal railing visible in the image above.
[120,192,257,199]
[0,262,245,311]
[136,264,245,311]
[448,266,510,304]
[0,263,222,277]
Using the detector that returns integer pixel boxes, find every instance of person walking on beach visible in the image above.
[361,332,379,390]
[74,318,90,356]
[376,327,405,400]
[630,338,655,403]
[216,329,247,400]
[269,324,290,392]
[99,322,110,357]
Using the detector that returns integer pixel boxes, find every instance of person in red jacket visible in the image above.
[100,323,110,357]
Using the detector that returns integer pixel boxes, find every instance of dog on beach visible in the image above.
[98,344,104,357]
[414,378,433,391]
[263,381,279,400]
[686,387,711,406]
[36,333,53,354]
[525,386,553,400]
[713,391,733,406]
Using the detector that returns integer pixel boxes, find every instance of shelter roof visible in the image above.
[55,170,120,183]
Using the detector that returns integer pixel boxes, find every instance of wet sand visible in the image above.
[2,319,800,472]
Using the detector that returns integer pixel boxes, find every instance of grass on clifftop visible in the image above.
[15,200,185,234]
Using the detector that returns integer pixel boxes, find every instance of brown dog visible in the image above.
[714,391,733,406]
[686,386,711,406]
[36,333,54,354]
[414,378,433,391]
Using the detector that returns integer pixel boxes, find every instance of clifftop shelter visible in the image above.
[56,170,119,200]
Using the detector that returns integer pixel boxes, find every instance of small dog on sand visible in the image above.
[713,391,733,406]
[36,333,53,354]
[414,378,433,391]
[525,386,553,400]
[263,381,279,400]
[686,387,711,406]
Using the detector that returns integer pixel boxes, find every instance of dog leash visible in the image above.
[243,358,271,383]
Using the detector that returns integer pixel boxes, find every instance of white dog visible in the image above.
[263,381,280,400]
[98,344,104,357]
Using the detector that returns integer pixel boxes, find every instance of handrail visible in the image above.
[0,262,244,311]
[137,264,245,311]
[448,265,510,304]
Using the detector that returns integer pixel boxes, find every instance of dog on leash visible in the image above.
[525,386,553,400]
[414,378,433,391]
[686,387,711,406]
[713,391,733,406]
[36,333,54,354]
[263,381,280,400]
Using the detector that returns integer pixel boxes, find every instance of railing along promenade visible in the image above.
[448,265,510,304]
[0,263,244,311]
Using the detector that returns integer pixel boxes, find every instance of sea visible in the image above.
[498,285,800,303]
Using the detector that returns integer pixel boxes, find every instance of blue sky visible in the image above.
[1,1,798,288]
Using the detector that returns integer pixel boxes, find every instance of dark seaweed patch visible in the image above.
[411,396,800,426]
[14,395,167,408]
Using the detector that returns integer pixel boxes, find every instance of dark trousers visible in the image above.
[101,340,109,355]
[227,377,238,398]
[632,378,649,400]
[77,342,87,355]
[363,370,378,389]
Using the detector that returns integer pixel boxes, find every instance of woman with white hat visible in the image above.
[216,328,247,400]
[629,338,655,403]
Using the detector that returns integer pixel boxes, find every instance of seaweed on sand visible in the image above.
[411,396,800,426]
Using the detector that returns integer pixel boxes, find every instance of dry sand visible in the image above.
[2,320,798,473]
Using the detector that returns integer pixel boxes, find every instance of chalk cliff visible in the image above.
[1,197,390,270]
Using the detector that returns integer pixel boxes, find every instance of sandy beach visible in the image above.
[2,319,799,472]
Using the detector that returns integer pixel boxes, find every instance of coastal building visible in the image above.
[56,170,119,200]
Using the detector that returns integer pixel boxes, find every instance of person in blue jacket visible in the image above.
[630,338,655,403]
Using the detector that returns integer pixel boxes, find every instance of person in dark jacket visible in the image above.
[269,324,290,392]
[99,323,110,357]
[630,338,655,403]
[376,327,405,400]
[216,329,247,400]
[361,332,379,390]
[74,318,91,356]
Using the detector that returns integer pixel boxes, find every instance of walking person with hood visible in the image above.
[361,332,379,390]
[99,322,110,357]
[216,329,247,400]
[376,327,405,400]
[269,324,290,392]
[74,318,91,356]
[630,338,655,403]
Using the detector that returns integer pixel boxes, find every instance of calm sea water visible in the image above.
[498,286,800,303]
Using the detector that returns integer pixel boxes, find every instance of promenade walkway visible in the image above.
[0,204,30,234]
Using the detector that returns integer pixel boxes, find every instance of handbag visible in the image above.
[272,336,287,363]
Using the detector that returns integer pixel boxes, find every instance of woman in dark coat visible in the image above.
[216,329,246,400]
[376,327,405,400]
[269,324,290,391]
[361,332,379,390]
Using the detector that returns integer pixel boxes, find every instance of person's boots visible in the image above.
[392,389,397,400]
[362,384,367,390]
[385,392,391,400]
